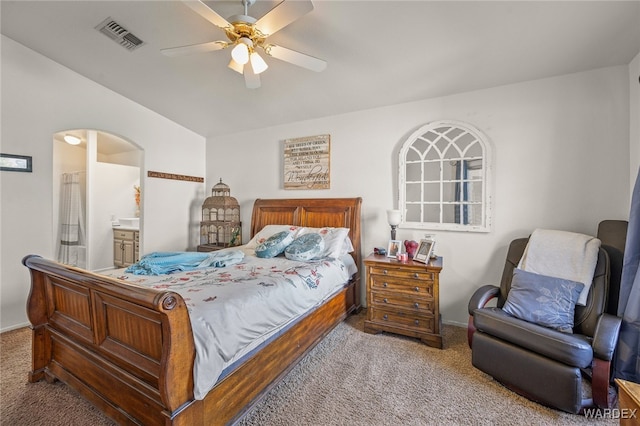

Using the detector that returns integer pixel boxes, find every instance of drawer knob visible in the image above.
[414,320,420,326]
[414,273,419,279]
[383,298,389,303]
[414,302,419,308]
[383,270,388,275]
[383,314,388,321]
[414,286,420,292]
[383,282,388,287]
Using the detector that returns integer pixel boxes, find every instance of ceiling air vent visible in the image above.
[95,17,144,51]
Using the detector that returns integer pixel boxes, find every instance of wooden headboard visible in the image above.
[250,197,362,268]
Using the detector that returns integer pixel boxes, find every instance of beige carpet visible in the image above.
[1,313,616,425]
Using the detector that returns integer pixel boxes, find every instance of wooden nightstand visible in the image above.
[363,253,443,348]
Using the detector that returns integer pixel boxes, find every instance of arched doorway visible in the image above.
[53,129,143,271]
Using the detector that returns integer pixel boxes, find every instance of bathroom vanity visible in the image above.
[113,218,139,268]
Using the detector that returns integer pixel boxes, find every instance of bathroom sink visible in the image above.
[118,217,139,228]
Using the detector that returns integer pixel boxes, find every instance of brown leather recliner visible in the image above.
[467,222,626,414]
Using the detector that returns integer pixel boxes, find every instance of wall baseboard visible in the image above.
[443,319,466,328]
[0,321,30,334]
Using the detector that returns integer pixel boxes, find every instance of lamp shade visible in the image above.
[250,52,268,74]
[228,58,244,74]
[231,38,252,65]
[387,209,401,226]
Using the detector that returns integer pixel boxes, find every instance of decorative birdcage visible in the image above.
[199,179,241,249]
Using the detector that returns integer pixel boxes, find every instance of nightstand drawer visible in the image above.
[370,291,434,313]
[369,308,435,333]
[370,275,433,296]
[369,266,434,282]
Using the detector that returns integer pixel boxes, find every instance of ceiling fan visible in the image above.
[162,0,327,89]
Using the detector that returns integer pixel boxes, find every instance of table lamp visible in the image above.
[387,209,401,240]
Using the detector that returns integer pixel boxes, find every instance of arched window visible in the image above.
[399,120,492,232]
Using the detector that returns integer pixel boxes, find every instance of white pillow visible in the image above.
[245,225,301,249]
[297,227,352,259]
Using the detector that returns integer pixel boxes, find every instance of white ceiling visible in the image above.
[2,1,639,138]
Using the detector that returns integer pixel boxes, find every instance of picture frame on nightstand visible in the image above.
[413,238,434,263]
[387,240,402,258]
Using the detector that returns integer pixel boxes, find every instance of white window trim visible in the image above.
[398,120,492,233]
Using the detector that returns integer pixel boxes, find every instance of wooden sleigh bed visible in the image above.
[23,197,362,425]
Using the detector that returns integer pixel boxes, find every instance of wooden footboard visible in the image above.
[24,255,196,424]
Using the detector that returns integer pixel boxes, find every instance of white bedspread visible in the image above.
[104,247,352,399]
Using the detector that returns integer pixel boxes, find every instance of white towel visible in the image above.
[518,228,601,306]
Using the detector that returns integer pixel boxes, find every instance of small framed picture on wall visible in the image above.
[1,153,32,172]
[413,239,435,263]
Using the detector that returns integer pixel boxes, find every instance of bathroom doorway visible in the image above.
[53,129,143,271]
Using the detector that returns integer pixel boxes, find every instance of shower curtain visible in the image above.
[57,172,86,267]
[615,167,640,382]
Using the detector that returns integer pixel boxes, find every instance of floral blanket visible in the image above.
[104,248,351,400]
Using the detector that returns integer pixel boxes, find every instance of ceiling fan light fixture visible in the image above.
[231,37,253,65]
[228,58,244,74]
[250,52,268,74]
[165,0,326,89]
[64,135,82,145]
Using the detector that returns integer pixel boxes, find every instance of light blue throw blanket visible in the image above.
[125,250,245,275]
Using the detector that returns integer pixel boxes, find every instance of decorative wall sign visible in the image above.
[1,153,32,172]
[284,134,330,190]
[147,170,204,182]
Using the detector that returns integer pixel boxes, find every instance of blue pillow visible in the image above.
[255,231,294,258]
[284,233,325,261]
[502,269,584,333]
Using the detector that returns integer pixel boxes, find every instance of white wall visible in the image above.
[208,66,631,326]
[0,36,206,331]
[92,162,140,271]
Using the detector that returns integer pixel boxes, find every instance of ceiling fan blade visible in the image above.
[161,41,228,57]
[244,64,261,89]
[263,44,326,72]
[255,0,314,36]
[183,0,233,31]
